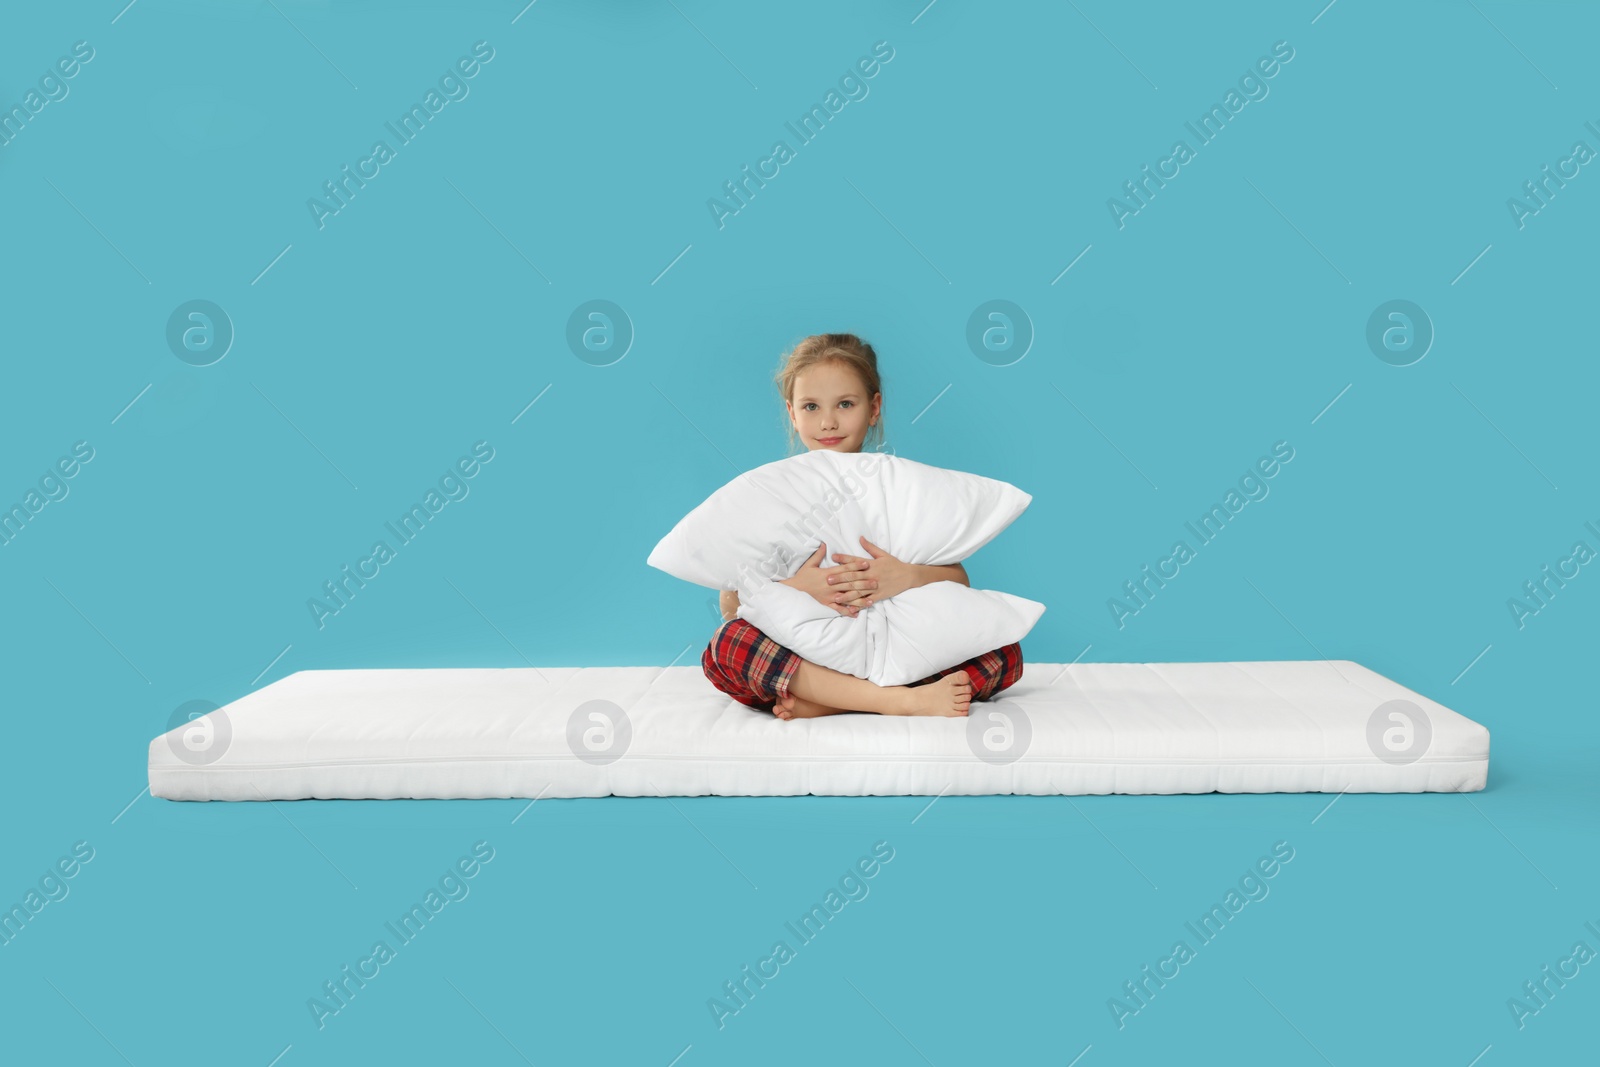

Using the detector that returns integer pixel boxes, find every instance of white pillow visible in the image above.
[646,449,1030,594]
[647,449,1045,686]
[735,578,1045,687]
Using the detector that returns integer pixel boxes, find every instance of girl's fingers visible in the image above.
[825,562,870,592]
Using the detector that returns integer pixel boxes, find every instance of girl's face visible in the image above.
[786,361,881,453]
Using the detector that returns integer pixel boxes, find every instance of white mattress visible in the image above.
[147,660,1490,801]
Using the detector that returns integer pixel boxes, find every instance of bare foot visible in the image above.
[773,692,848,720]
[896,672,972,717]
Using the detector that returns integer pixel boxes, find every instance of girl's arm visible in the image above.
[917,562,969,588]
[827,546,971,610]
[719,589,740,622]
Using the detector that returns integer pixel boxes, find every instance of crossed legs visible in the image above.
[702,618,1023,721]
[777,657,972,720]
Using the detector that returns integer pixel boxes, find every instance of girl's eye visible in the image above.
[839,400,854,408]
[803,403,817,411]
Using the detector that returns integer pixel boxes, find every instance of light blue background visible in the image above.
[2,1,1595,1063]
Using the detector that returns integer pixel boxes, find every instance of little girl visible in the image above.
[701,332,1024,720]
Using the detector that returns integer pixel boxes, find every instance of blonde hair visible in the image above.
[774,333,886,455]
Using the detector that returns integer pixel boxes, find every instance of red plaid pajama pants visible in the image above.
[701,617,1024,713]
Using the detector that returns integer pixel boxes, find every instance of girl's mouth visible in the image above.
[818,437,844,445]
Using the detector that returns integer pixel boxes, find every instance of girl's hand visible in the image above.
[779,542,864,618]
[828,536,917,606]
